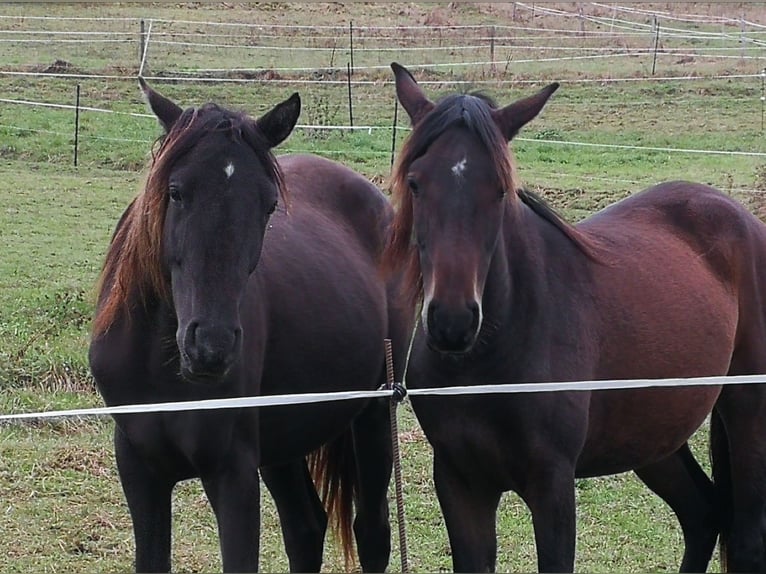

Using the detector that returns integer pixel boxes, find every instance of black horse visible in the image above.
[89,80,410,572]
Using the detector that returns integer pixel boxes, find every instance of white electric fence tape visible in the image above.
[2,374,765,422]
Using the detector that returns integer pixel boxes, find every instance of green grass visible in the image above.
[0,162,139,387]
[0,405,717,573]
[0,2,764,572]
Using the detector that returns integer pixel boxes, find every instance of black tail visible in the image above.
[710,409,731,572]
[308,428,358,571]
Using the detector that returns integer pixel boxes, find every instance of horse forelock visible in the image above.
[93,104,287,337]
[384,92,519,308]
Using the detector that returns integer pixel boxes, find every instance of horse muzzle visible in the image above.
[179,320,242,382]
[425,299,481,354]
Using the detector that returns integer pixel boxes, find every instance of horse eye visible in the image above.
[407,177,420,196]
[168,184,182,202]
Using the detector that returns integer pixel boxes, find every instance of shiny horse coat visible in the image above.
[384,62,766,573]
[89,80,410,572]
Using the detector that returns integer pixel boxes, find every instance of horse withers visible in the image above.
[384,62,766,572]
[89,80,410,572]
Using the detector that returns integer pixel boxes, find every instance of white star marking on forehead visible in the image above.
[451,157,467,179]
[224,162,235,179]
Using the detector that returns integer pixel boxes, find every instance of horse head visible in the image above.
[388,63,558,354]
[140,78,300,381]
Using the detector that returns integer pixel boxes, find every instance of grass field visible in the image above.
[1,2,766,572]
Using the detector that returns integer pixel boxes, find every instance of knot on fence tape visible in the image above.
[391,382,408,403]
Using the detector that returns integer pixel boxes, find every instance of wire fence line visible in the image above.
[3,373,766,422]
[589,2,766,28]
[3,94,766,160]
[144,40,766,57]
[1,5,764,191]
[2,4,766,69]
[3,25,765,45]
[1,3,765,29]
[3,69,764,85]
[4,25,766,41]
[0,9,763,117]
[520,1,766,30]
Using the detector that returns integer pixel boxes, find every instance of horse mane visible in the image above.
[92,103,287,337]
[515,186,602,260]
[383,91,602,308]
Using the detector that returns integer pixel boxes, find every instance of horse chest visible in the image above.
[116,411,246,477]
[412,391,589,490]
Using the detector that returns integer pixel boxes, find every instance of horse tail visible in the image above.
[710,409,731,572]
[308,428,358,571]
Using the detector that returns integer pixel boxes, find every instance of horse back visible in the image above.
[277,154,392,256]
[584,181,766,280]
[583,180,766,351]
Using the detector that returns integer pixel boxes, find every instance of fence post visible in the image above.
[349,21,354,75]
[489,25,496,76]
[384,338,409,574]
[761,67,765,133]
[73,84,80,167]
[740,14,746,61]
[651,16,660,75]
[139,19,146,70]
[138,19,152,77]
[346,62,353,128]
[390,98,398,168]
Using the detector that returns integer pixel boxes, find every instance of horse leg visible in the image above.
[716,314,766,571]
[201,454,261,572]
[261,460,327,572]
[519,461,578,573]
[114,427,174,573]
[634,443,718,572]
[713,385,766,573]
[351,397,393,572]
[433,453,502,572]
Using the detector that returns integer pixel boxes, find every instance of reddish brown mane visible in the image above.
[92,104,287,337]
[383,91,601,308]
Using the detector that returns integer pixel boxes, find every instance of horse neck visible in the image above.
[483,200,589,337]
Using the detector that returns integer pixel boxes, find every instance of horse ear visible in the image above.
[391,62,434,126]
[138,76,183,133]
[256,92,301,149]
[492,83,560,141]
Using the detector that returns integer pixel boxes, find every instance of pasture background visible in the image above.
[1,2,765,572]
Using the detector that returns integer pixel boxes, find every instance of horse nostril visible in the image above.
[425,299,480,353]
[186,321,199,346]
[181,321,240,378]
[426,301,439,332]
[468,300,481,331]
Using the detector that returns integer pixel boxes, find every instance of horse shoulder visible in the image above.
[89,304,172,405]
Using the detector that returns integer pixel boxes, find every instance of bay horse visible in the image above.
[88,80,410,572]
[384,62,766,572]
